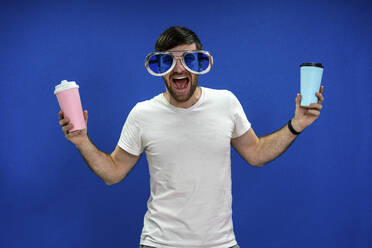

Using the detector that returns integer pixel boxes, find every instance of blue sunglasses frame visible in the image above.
[144,50,213,76]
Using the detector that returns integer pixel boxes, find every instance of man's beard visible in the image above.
[163,75,198,103]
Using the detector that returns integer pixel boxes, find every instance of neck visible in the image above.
[164,87,202,109]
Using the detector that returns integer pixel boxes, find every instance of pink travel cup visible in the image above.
[54,80,86,132]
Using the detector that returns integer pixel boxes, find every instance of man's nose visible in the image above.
[173,58,186,73]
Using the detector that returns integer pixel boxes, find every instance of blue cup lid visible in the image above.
[300,63,324,68]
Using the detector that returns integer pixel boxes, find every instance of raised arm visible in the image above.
[59,110,140,185]
[231,86,324,166]
[231,124,297,166]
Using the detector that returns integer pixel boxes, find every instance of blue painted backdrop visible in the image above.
[1,0,371,247]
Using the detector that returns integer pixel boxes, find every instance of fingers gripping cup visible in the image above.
[54,80,86,132]
[300,63,324,107]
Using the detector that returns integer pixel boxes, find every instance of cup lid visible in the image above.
[54,80,79,95]
[300,63,324,68]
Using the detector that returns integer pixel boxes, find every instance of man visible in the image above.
[58,26,324,248]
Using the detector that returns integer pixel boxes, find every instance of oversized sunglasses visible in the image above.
[145,50,213,76]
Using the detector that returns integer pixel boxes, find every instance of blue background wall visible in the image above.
[1,0,371,247]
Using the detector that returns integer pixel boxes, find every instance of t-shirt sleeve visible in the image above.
[229,91,251,138]
[117,104,144,156]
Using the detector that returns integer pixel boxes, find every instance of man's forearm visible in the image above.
[256,122,298,165]
[75,137,119,185]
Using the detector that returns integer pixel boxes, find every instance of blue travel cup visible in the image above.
[300,63,324,107]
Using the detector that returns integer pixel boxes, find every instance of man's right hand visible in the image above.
[59,110,89,145]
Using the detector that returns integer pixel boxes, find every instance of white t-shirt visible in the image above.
[118,87,251,248]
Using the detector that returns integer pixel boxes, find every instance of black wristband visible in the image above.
[288,119,301,135]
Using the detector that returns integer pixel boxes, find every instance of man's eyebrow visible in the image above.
[165,50,197,53]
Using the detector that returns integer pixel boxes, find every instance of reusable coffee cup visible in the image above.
[54,80,86,132]
[300,63,324,107]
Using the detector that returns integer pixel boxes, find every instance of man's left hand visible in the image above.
[291,85,325,132]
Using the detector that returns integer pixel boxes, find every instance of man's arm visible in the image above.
[231,86,324,166]
[76,140,140,185]
[231,124,297,166]
[59,110,140,185]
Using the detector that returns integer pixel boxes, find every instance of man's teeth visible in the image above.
[172,76,188,90]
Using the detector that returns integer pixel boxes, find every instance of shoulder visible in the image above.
[129,93,164,119]
[202,87,238,103]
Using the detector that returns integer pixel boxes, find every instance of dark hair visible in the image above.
[155,26,203,52]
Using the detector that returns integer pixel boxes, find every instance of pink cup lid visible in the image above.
[54,80,79,95]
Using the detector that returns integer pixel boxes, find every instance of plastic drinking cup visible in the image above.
[54,80,86,132]
[300,63,324,107]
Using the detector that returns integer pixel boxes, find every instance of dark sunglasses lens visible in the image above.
[148,54,173,74]
[184,52,210,72]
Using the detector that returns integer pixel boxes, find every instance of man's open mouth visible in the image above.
[172,76,189,90]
